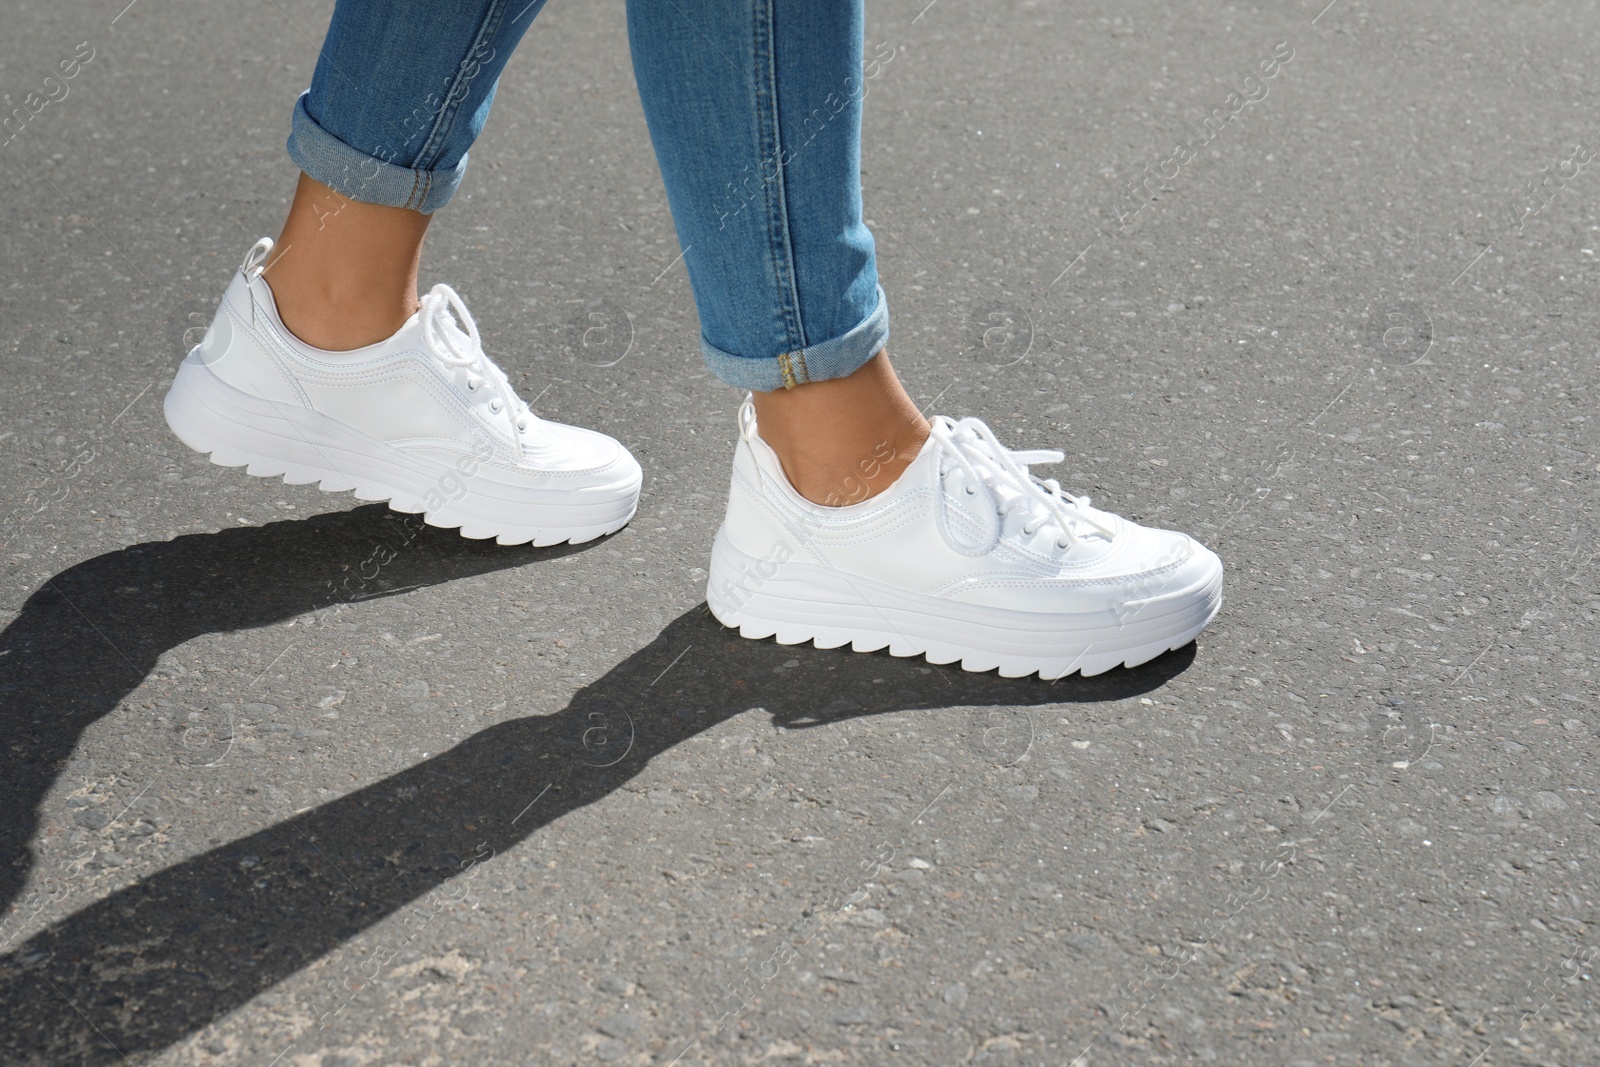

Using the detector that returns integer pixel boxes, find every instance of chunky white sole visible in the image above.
[706,527,1223,679]
[163,353,640,547]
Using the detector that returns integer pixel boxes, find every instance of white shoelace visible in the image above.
[929,415,1116,557]
[418,284,535,436]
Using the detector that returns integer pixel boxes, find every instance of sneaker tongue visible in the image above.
[416,284,483,362]
[943,433,1107,544]
[433,307,478,359]
[416,286,532,452]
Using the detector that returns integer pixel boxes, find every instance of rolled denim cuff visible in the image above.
[285,92,464,214]
[701,285,889,392]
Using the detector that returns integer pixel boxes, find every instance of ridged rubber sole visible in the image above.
[163,353,640,547]
[706,527,1223,679]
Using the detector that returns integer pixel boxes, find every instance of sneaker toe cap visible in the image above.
[1109,526,1223,613]
[522,420,641,483]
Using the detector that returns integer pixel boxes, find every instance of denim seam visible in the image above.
[701,285,885,392]
[753,0,808,386]
[408,170,433,212]
[414,0,510,172]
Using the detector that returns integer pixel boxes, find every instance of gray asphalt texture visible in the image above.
[3,1,1598,1064]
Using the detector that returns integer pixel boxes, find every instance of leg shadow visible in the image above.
[0,506,591,918]
[0,600,1195,1062]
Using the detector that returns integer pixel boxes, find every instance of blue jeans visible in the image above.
[286,0,888,392]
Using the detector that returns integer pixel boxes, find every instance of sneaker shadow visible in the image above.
[0,533,1197,1063]
[0,505,592,922]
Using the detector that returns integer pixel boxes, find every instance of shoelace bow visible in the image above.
[929,415,1116,557]
[419,284,536,435]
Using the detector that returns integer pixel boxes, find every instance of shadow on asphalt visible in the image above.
[0,506,1196,1062]
[0,506,588,917]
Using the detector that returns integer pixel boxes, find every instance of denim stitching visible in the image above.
[414,0,511,171]
[752,0,807,377]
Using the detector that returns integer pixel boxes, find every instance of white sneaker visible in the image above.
[707,398,1223,678]
[164,239,642,546]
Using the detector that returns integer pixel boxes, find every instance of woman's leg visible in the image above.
[626,0,926,503]
[630,3,1224,679]
[266,174,430,350]
[265,0,549,350]
[747,352,926,503]
[163,0,642,548]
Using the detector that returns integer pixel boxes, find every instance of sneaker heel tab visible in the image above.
[735,393,768,492]
[737,392,758,445]
[240,237,274,281]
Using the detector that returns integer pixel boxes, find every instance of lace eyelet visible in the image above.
[466,381,478,391]
[964,485,977,496]
[1056,538,1071,550]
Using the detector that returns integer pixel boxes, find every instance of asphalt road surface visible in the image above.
[3,1,1598,1064]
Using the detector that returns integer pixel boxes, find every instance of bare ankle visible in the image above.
[773,424,926,505]
[262,172,429,351]
[262,267,416,351]
[750,351,930,506]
